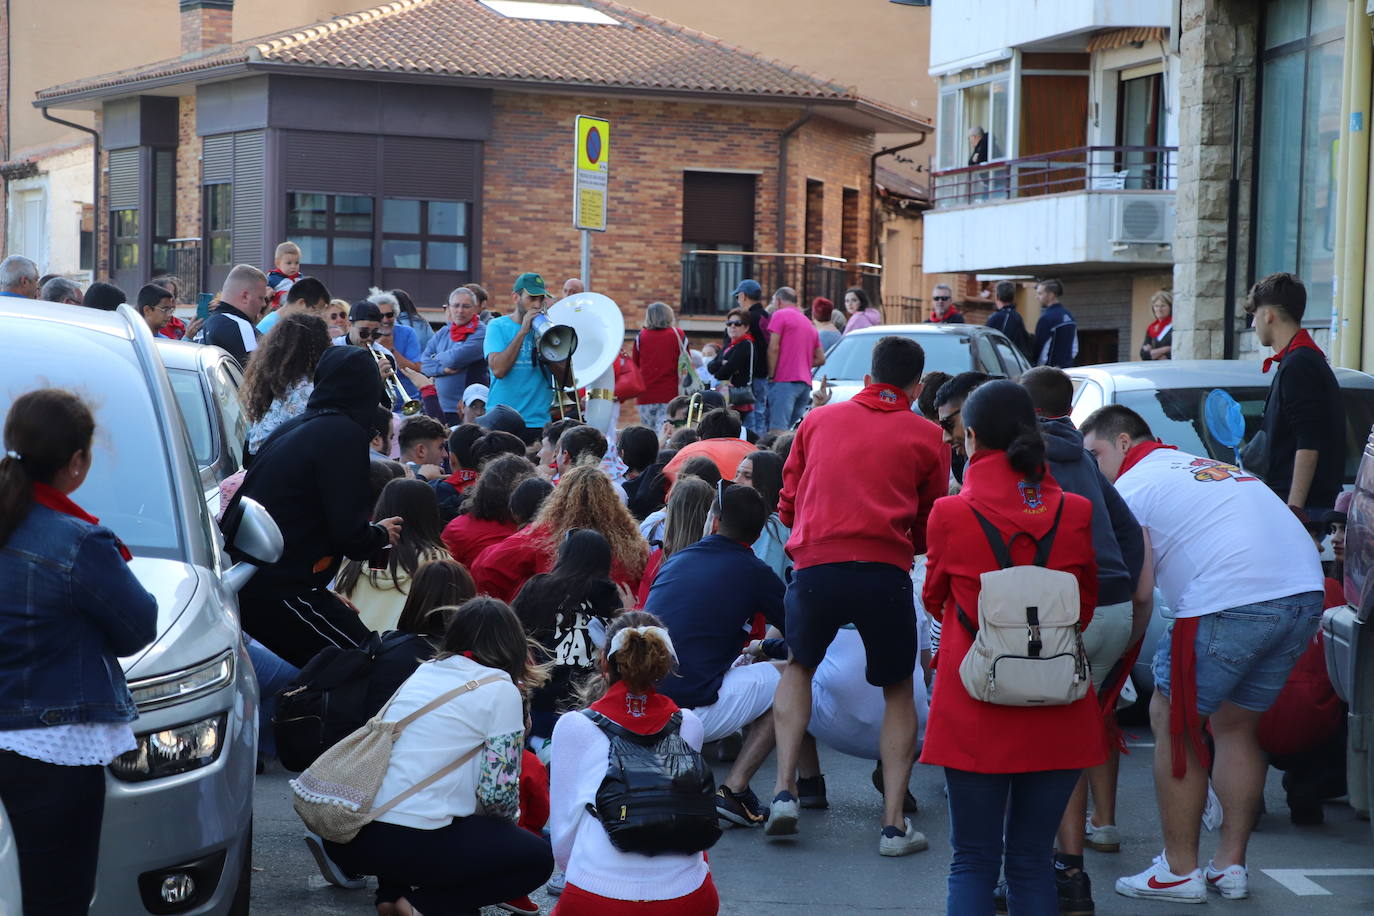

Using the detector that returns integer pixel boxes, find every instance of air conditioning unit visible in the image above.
[1110,196,1174,245]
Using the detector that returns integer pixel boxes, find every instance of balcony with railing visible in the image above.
[923,145,1177,275]
[678,250,881,318]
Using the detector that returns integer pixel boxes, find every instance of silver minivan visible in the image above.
[2,301,280,915]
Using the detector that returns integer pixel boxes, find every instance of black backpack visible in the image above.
[582,710,721,856]
[271,630,426,772]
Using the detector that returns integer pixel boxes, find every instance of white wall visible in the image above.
[6,144,95,280]
[930,0,1171,74]
[1087,43,1181,149]
[924,191,1173,274]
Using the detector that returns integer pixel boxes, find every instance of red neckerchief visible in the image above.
[1146,318,1172,341]
[850,382,911,412]
[1117,439,1177,478]
[590,680,679,734]
[449,315,480,342]
[158,315,186,340]
[1262,328,1323,373]
[32,482,132,562]
[731,332,755,347]
[930,303,959,323]
[444,468,478,492]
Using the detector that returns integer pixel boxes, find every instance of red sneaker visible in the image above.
[497,896,541,915]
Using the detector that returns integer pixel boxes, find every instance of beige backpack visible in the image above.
[290,672,505,844]
[955,501,1090,707]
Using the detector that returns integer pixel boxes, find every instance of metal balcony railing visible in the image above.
[161,238,203,302]
[679,250,881,316]
[931,145,1177,209]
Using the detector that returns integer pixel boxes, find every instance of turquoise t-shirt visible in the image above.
[483,315,550,428]
[256,310,281,334]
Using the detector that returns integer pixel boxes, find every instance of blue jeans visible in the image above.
[247,638,300,760]
[945,767,1082,916]
[743,377,770,436]
[768,380,811,431]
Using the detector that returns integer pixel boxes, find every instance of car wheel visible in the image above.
[228,818,251,916]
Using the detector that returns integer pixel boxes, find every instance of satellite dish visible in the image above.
[546,292,625,388]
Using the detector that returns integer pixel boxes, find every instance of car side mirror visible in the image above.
[221,497,283,594]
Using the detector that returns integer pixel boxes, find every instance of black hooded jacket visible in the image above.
[235,346,389,596]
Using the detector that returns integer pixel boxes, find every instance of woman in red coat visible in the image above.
[920,380,1106,915]
[633,302,688,433]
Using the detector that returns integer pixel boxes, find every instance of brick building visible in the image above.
[35,0,926,330]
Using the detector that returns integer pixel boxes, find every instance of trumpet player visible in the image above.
[336,301,401,411]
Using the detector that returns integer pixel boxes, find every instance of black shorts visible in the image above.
[784,561,916,687]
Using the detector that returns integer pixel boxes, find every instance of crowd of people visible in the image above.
[0,245,1353,916]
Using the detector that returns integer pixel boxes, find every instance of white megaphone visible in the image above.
[531,312,577,364]
[546,292,626,437]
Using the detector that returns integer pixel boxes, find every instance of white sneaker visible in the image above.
[1205,860,1249,899]
[544,869,566,897]
[764,791,800,837]
[1114,853,1206,904]
[1084,816,1120,853]
[878,817,929,857]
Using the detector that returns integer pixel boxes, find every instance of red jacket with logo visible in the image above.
[778,383,947,571]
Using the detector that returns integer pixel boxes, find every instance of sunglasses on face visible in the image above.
[669,417,688,428]
[938,409,961,434]
[725,320,744,327]
[933,296,951,302]
[379,311,395,320]
[355,328,380,340]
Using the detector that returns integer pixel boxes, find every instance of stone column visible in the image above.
[1172,0,1258,359]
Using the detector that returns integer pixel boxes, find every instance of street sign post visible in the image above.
[574,115,609,286]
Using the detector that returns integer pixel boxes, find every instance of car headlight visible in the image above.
[109,713,227,782]
[128,650,234,712]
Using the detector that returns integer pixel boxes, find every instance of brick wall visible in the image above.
[175,96,200,239]
[180,3,232,55]
[482,92,877,329]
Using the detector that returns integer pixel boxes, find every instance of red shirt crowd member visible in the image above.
[920,380,1103,913]
[441,454,533,567]
[633,301,689,432]
[767,334,947,854]
[471,464,647,603]
[550,612,719,915]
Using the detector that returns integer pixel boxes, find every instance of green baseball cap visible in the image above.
[513,272,549,297]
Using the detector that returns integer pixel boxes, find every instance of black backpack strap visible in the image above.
[968,507,1014,569]
[582,708,682,745]
[968,496,1065,570]
[1031,498,1065,568]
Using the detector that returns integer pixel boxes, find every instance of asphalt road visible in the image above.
[250,725,1374,915]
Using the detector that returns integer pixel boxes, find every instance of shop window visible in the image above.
[1254,0,1345,319]
[286,192,374,267]
[380,199,469,271]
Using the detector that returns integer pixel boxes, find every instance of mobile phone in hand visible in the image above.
[368,544,392,570]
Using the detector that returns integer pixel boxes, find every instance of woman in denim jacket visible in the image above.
[0,388,158,916]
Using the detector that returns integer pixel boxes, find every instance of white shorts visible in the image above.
[689,662,781,743]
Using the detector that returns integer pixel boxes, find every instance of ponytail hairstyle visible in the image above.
[578,610,677,705]
[1,389,95,547]
[961,379,1046,482]
[436,597,549,696]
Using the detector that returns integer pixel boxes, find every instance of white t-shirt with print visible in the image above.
[1112,448,1323,618]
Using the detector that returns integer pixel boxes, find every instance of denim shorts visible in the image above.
[1151,591,1323,715]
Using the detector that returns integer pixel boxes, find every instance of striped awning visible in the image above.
[1086,27,1168,53]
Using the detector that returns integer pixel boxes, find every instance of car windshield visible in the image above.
[4,320,182,557]
[167,368,213,468]
[819,331,971,381]
[1118,385,1374,483]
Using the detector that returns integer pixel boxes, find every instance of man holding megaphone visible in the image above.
[485,272,563,445]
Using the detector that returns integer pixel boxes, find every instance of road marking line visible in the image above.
[1262,868,1374,896]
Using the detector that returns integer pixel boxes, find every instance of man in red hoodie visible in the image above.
[766,335,947,856]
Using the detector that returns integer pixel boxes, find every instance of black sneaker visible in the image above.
[1056,868,1094,916]
[993,881,1009,914]
[871,764,919,814]
[797,774,829,809]
[716,785,766,827]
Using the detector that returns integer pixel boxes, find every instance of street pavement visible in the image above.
[250,726,1374,915]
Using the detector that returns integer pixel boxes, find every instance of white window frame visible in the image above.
[936,56,1018,170]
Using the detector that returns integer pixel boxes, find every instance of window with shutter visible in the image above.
[681,171,756,247]
[109,148,140,272]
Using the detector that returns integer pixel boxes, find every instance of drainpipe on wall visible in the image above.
[776,110,812,251]
[868,136,927,265]
[40,107,100,276]
[1338,3,1372,370]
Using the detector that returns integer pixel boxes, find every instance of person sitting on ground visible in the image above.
[472,464,648,603]
[431,424,485,524]
[549,611,720,915]
[397,414,449,483]
[1080,404,1325,904]
[640,456,721,544]
[510,476,554,529]
[636,475,715,607]
[319,598,554,915]
[920,380,1104,912]
[770,430,795,465]
[368,459,407,508]
[514,529,632,742]
[734,450,791,583]
[442,454,536,568]
[663,408,755,484]
[645,483,784,830]
[472,430,529,470]
[461,383,488,425]
[241,313,333,457]
[618,425,660,504]
[1020,366,1149,912]
[536,418,582,478]
[370,405,395,463]
[335,477,450,633]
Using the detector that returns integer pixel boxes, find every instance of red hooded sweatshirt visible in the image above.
[778,383,947,571]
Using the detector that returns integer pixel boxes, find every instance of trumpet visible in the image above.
[374,346,422,416]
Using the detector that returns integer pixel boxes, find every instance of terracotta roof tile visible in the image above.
[37,0,896,112]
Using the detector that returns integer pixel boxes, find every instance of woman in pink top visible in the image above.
[842,287,882,334]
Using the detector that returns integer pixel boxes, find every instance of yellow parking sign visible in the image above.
[574,115,609,231]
